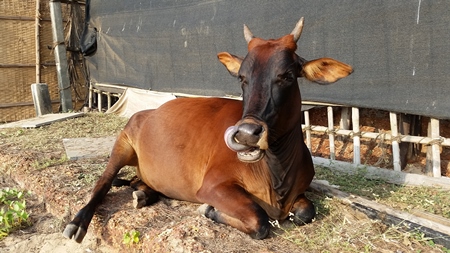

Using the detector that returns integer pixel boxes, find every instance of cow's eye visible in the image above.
[281,72,295,81]
[277,72,295,86]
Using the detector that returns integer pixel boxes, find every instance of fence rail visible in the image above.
[302,104,448,178]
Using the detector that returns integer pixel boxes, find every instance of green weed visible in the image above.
[0,188,30,239]
[123,230,140,246]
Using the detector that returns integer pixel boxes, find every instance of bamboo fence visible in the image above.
[0,0,86,122]
[302,103,449,178]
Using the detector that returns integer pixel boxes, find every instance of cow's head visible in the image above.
[220,18,352,162]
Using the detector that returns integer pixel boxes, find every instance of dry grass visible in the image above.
[274,192,445,252]
[314,166,450,219]
[0,112,449,252]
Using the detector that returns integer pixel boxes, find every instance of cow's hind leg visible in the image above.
[111,177,132,187]
[110,175,160,209]
[130,178,160,209]
[196,183,270,239]
[63,132,137,243]
[290,193,315,225]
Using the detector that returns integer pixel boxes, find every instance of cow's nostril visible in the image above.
[235,123,263,146]
[253,125,263,135]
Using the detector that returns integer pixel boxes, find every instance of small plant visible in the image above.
[0,188,30,239]
[123,230,140,246]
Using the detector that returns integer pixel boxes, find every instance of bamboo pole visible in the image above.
[35,0,41,83]
[88,83,93,109]
[304,110,312,152]
[0,16,35,21]
[107,92,112,109]
[0,100,60,108]
[0,64,36,68]
[430,118,441,177]
[389,112,401,171]
[98,92,102,112]
[352,107,361,164]
[327,106,335,160]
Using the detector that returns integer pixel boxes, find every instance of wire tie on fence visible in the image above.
[348,131,361,138]
[427,137,444,146]
[326,128,337,135]
[303,125,312,131]
[391,135,403,143]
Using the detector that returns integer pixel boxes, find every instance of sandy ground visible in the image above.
[2,231,115,253]
[0,175,115,253]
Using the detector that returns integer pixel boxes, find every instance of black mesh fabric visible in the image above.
[86,0,450,119]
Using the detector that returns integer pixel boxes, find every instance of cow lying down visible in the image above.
[63,17,352,242]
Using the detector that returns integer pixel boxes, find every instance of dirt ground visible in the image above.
[0,174,116,253]
[1,108,449,252]
[0,159,325,253]
[0,153,313,253]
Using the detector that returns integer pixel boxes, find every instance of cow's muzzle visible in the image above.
[224,118,268,163]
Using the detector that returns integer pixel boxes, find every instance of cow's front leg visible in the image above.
[63,172,115,243]
[63,132,137,243]
[196,182,270,239]
[289,193,315,225]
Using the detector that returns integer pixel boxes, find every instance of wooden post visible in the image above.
[107,92,112,109]
[88,83,93,109]
[50,0,73,112]
[390,112,401,171]
[352,107,361,165]
[35,0,41,83]
[304,110,312,152]
[98,92,102,112]
[327,106,335,160]
[426,119,442,177]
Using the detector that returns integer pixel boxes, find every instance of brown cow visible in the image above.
[63,17,352,242]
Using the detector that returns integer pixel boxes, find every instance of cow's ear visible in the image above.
[217,52,243,77]
[301,58,353,84]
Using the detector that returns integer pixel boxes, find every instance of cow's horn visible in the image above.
[243,24,255,44]
[290,17,304,42]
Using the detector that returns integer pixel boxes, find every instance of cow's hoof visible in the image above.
[132,190,147,209]
[292,204,316,225]
[197,204,212,215]
[63,223,86,243]
[62,223,77,239]
[250,223,270,240]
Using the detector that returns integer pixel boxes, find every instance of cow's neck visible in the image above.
[264,123,303,203]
